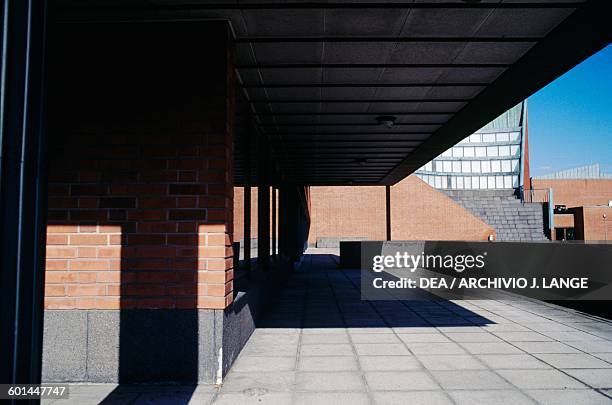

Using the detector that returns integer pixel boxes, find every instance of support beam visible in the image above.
[272,187,277,259]
[257,185,270,270]
[57,2,583,12]
[236,36,539,44]
[257,135,271,269]
[0,0,49,394]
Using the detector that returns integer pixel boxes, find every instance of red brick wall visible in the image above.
[391,176,495,240]
[531,179,612,208]
[572,206,612,241]
[45,22,235,310]
[309,176,495,243]
[309,185,386,243]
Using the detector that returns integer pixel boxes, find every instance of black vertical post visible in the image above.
[278,185,287,261]
[385,185,391,241]
[257,135,270,270]
[0,0,49,395]
[271,187,277,259]
[258,185,270,270]
[243,185,251,272]
[243,127,252,273]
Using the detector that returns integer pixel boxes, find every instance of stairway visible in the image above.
[443,189,549,241]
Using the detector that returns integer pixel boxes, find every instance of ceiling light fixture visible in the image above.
[376,115,396,129]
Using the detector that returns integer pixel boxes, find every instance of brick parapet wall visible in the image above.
[531,179,612,208]
[308,176,495,243]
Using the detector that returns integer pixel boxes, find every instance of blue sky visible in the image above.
[527,44,612,177]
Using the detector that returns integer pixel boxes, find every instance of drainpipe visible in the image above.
[548,188,555,239]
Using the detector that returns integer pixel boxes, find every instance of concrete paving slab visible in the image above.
[354,343,411,356]
[295,372,365,392]
[301,333,350,344]
[524,389,612,405]
[358,355,422,371]
[475,354,551,369]
[364,371,440,391]
[511,341,583,354]
[294,392,370,405]
[566,340,612,353]
[491,331,553,341]
[403,342,467,355]
[372,391,452,405]
[231,356,297,372]
[417,354,487,370]
[561,369,612,388]
[459,342,522,354]
[448,389,536,405]
[212,392,291,405]
[496,369,588,389]
[430,370,511,390]
[397,333,451,343]
[350,333,401,344]
[298,356,360,372]
[220,371,297,392]
[533,353,612,369]
[444,332,503,343]
[300,343,355,356]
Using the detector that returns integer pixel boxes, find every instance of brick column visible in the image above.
[43,21,236,383]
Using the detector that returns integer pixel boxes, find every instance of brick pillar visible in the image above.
[46,21,234,312]
[44,21,236,383]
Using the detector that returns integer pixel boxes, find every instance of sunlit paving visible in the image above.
[46,250,612,404]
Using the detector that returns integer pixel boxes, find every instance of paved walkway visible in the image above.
[47,250,612,404]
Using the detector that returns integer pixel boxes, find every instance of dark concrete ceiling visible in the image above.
[55,1,610,186]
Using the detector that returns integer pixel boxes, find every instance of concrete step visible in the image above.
[442,190,549,241]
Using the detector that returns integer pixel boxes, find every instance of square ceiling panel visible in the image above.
[454,42,534,64]
[388,43,465,64]
[476,8,575,37]
[270,102,321,114]
[400,9,492,37]
[259,68,322,84]
[324,9,410,37]
[366,102,426,113]
[323,43,395,64]
[323,68,383,84]
[254,43,323,64]
[320,87,377,99]
[436,67,507,83]
[425,86,485,99]
[378,67,446,84]
[242,10,324,36]
[322,102,371,113]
